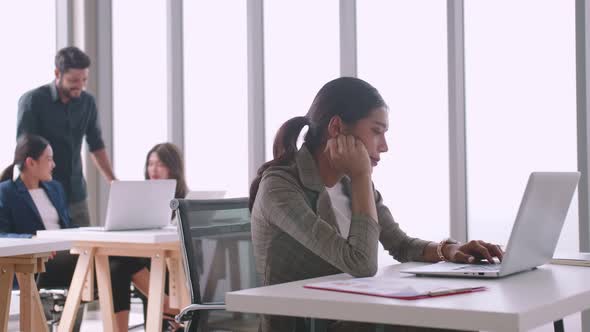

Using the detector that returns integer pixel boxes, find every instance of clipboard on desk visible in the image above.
[304,277,487,300]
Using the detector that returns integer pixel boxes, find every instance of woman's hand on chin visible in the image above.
[325,135,372,180]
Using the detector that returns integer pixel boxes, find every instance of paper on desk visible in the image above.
[304,277,486,300]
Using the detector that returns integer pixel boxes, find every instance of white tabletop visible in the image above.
[0,238,71,257]
[36,226,179,244]
[226,262,590,332]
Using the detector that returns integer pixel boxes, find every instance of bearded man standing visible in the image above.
[17,46,116,227]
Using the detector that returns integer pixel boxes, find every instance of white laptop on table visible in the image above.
[402,172,580,278]
[87,180,176,231]
[185,190,226,200]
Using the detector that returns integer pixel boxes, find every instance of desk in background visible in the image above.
[227,262,590,332]
[0,238,71,332]
[37,227,190,332]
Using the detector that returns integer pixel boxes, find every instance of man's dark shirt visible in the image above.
[17,83,105,203]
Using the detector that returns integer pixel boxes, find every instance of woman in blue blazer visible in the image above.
[0,134,77,288]
[0,134,72,236]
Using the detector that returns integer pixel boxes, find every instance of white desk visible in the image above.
[37,226,179,243]
[226,262,590,332]
[37,227,190,332]
[0,238,71,332]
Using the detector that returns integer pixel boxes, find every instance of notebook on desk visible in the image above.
[402,172,580,278]
[304,277,486,300]
[86,180,176,231]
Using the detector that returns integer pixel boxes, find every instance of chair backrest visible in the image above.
[171,197,256,306]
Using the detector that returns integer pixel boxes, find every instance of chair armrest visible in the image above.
[175,303,227,323]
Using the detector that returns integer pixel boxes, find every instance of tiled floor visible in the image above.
[64,311,587,332]
[7,306,582,332]
[8,295,146,332]
[79,303,146,332]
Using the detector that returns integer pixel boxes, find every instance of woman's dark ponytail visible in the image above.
[272,116,309,161]
[249,116,309,210]
[248,77,387,211]
[0,164,15,182]
[1,135,50,183]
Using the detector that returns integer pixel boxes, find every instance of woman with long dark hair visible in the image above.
[0,134,69,236]
[0,134,78,288]
[250,77,502,331]
[110,142,187,332]
[144,142,189,198]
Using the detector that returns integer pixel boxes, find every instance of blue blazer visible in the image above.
[0,178,72,238]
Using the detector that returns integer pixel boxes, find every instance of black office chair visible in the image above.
[171,198,259,332]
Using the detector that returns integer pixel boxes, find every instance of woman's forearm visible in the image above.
[350,174,378,223]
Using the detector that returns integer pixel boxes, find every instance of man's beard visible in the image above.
[57,81,80,100]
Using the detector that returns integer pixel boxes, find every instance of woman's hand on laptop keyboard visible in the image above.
[444,240,504,264]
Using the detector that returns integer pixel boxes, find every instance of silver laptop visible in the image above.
[180,191,228,225]
[401,172,580,278]
[88,180,176,231]
[185,190,226,200]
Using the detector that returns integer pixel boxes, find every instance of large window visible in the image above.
[0,1,56,170]
[358,1,449,264]
[465,1,577,252]
[264,0,339,159]
[112,0,167,180]
[183,0,248,197]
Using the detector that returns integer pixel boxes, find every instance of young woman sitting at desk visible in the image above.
[249,77,504,332]
[0,135,83,332]
[110,142,188,332]
[0,136,186,331]
[0,134,78,289]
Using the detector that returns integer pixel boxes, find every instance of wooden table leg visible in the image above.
[58,247,95,332]
[16,272,32,332]
[16,272,49,332]
[178,260,191,308]
[0,264,15,332]
[168,252,191,309]
[167,249,190,308]
[30,273,49,332]
[95,255,116,332]
[166,257,183,310]
[81,258,95,302]
[145,251,166,332]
